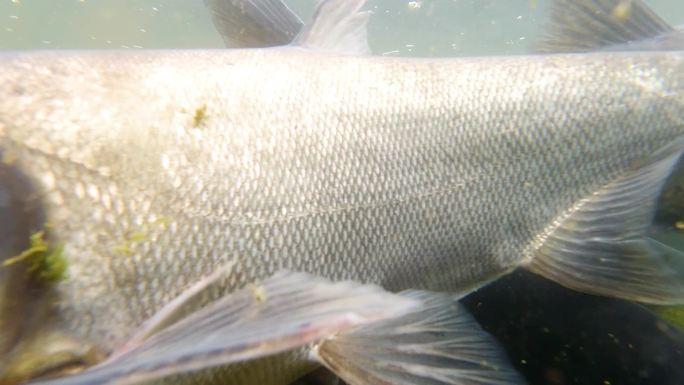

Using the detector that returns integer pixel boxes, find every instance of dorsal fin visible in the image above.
[204,0,303,48]
[293,0,371,55]
[536,0,676,53]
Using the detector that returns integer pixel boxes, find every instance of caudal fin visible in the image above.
[527,139,684,305]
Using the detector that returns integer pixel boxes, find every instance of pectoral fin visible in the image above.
[204,0,303,48]
[527,139,684,305]
[108,261,237,360]
[314,291,526,385]
[28,271,418,385]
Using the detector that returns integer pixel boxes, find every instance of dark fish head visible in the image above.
[0,157,102,385]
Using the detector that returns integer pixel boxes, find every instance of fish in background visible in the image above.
[1,0,684,384]
[536,0,684,53]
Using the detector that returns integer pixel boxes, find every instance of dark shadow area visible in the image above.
[463,270,684,385]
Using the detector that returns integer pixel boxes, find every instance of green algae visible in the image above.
[114,230,148,256]
[3,231,67,283]
[652,305,684,330]
[192,105,208,128]
[114,217,170,256]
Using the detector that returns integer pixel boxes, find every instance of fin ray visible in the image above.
[204,0,303,48]
[528,139,684,305]
[536,0,675,52]
[293,0,371,55]
[107,261,237,360]
[315,291,525,385]
[29,272,418,385]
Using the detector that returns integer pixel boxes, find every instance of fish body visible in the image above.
[2,0,684,384]
[2,45,684,351]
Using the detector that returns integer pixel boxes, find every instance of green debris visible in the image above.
[652,305,684,330]
[192,105,208,128]
[114,231,147,256]
[113,244,134,256]
[611,0,631,21]
[129,230,149,243]
[154,216,171,227]
[3,231,67,283]
[114,217,169,256]
[252,285,267,304]
[656,162,684,226]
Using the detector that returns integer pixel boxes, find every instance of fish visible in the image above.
[203,0,303,48]
[1,0,684,384]
[536,0,684,53]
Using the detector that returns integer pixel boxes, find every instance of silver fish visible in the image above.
[1,0,684,384]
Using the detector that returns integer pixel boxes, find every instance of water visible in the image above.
[2,1,681,55]
[2,1,684,385]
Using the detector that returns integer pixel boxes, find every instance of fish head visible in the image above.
[0,158,104,384]
[0,53,194,383]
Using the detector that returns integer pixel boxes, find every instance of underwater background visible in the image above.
[2,1,684,384]
[2,1,683,54]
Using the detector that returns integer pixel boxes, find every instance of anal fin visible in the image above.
[314,291,526,385]
[528,139,684,305]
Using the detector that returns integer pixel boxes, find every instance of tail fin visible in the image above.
[527,139,684,305]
